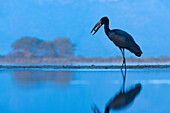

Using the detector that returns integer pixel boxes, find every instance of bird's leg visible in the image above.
[120,48,126,93]
[123,49,127,81]
[120,48,127,82]
[120,48,124,78]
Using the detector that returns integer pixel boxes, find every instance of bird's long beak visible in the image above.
[91,20,102,35]
[91,104,101,113]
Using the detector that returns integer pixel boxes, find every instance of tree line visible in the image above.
[8,37,76,58]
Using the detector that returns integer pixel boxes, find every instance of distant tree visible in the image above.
[11,37,42,57]
[10,37,76,58]
[53,37,76,57]
[34,41,57,57]
[12,37,42,51]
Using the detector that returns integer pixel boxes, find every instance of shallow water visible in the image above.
[0,69,170,113]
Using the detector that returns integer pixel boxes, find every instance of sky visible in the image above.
[0,0,170,57]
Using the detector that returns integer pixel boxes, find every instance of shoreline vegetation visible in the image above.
[0,57,170,69]
[0,57,170,64]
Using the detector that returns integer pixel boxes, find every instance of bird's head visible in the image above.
[91,17,109,35]
[101,17,109,25]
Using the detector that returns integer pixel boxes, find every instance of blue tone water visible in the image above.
[0,69,170,113]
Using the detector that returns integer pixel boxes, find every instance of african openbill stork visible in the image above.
[91,17,142,79]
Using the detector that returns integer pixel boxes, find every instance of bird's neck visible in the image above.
[104,22,110,37]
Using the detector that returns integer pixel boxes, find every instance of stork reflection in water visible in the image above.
[91,17,142,80]
[92,80,142,113]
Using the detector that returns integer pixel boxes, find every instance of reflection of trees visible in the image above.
[13,70,74,88]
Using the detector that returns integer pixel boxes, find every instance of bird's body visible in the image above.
[107,29,142,57]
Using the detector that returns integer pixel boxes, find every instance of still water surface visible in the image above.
[0,69,170,113]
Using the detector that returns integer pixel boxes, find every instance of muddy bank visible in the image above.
[0,65,170,69]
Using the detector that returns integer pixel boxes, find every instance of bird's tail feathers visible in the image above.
[129,43,142,57]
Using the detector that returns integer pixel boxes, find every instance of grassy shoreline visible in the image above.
[1,57,170,64]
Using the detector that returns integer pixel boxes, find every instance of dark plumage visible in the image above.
[109,29,142,57]
[91,17,142,57]
[91,17,142,77]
